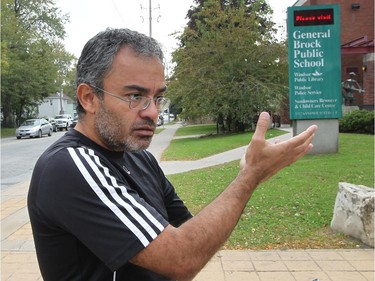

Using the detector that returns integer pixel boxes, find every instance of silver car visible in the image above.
[16,118,53,139]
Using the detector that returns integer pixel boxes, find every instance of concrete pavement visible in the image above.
[149,123,294,175]
[2,123,374,281]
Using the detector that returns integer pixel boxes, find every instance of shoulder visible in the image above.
[33,131,113,188]
[124,150,157,167]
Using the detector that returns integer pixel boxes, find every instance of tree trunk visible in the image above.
[2,93,16,128]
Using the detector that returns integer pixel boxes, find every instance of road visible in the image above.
[0,122,175,191]
[1,130,68,190]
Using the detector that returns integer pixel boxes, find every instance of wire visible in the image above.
[111,0,126,25]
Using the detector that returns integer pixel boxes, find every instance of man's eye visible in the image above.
[126,94,143,100]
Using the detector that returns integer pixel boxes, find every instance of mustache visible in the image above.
[132,119,156,129]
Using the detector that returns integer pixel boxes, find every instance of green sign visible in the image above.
[288,4,342,120]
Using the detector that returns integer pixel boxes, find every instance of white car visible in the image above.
[55,114,72,131]
[162,113,175,123]
[16,118,53,139]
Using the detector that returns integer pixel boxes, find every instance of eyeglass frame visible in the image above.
[89,84,171,112]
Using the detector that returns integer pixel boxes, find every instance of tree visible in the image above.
[169,0,289,132]
[183,0,275,46]
[52,41,77,99]
[1,0,75,127]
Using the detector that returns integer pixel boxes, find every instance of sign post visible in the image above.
[288,4,341,154]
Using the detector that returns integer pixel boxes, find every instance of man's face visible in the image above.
[94,47,166,152]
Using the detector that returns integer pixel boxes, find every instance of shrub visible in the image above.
[339,110,374,134]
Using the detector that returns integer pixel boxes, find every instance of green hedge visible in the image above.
[339,110,374,134]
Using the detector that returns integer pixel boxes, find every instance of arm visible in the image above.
[131,112,317,280]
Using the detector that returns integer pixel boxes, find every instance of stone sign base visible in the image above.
[293,119,339,154]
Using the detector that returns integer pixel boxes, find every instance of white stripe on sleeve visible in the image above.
[68,147,157,246]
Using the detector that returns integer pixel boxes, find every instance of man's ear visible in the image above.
[77,83,98,114]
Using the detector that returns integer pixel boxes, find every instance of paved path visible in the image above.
[2,124,374,281]
[149,123,294,175]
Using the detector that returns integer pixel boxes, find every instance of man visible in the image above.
[28,28,317,281]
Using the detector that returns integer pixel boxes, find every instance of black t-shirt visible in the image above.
[28,130,192,281]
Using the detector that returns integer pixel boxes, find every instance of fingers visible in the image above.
[252,112,270,140]
[239,118,318,186]
[291,125,318,149]
[304,125,318,149]
[285,125,318,161]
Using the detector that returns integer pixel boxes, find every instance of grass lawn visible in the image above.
[174,124,218,137]
[1,128,16,138]
[167,133,374,250]
[155,127,165,134]
[162,128,287,160]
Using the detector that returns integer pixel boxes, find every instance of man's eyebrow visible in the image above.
[123,84,148,93]
[123,84,168,94]
[159,85,168,93]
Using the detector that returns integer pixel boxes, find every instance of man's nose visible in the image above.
[139,99,159,120]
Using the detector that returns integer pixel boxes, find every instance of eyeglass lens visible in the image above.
[130,97,169,111]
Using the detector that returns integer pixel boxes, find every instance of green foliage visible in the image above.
[184,0,275,44]
[168,0,288,132]
[168,133,374,249]
[339,110,374,134]
[1,0,76,127]
[53,42,77,99]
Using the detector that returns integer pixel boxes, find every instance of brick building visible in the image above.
[281,0,374,122]
[295,0,374,109]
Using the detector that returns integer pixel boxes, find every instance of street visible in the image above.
[1,130,67,190]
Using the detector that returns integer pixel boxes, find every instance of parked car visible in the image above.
[16,118,53,139]
[45,117,57,132]
[162,113,175,123]
[70,116,78,128]
[55,114,72,131]
[157,115,164,126]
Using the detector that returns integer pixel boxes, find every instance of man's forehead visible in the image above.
[105,48,166,91]
[127,78,166,87]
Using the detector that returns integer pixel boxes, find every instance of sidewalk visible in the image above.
[2,124,374,281]
[149,123,294,175]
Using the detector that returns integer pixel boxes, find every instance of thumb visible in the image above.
[253,112,270,140]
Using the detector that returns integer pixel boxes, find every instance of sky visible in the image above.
[55,0,297,64]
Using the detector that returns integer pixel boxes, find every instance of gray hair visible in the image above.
[75,28,164,114]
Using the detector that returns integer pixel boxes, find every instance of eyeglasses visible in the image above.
[90,84,171,112]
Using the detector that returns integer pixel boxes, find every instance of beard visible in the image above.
[94,102,154,152]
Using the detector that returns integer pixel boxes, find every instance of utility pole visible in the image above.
[59,91,64,114]
[149,0,152,37]
[141,0,160,37]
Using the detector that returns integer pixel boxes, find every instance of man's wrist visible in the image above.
[235,169,259,195]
